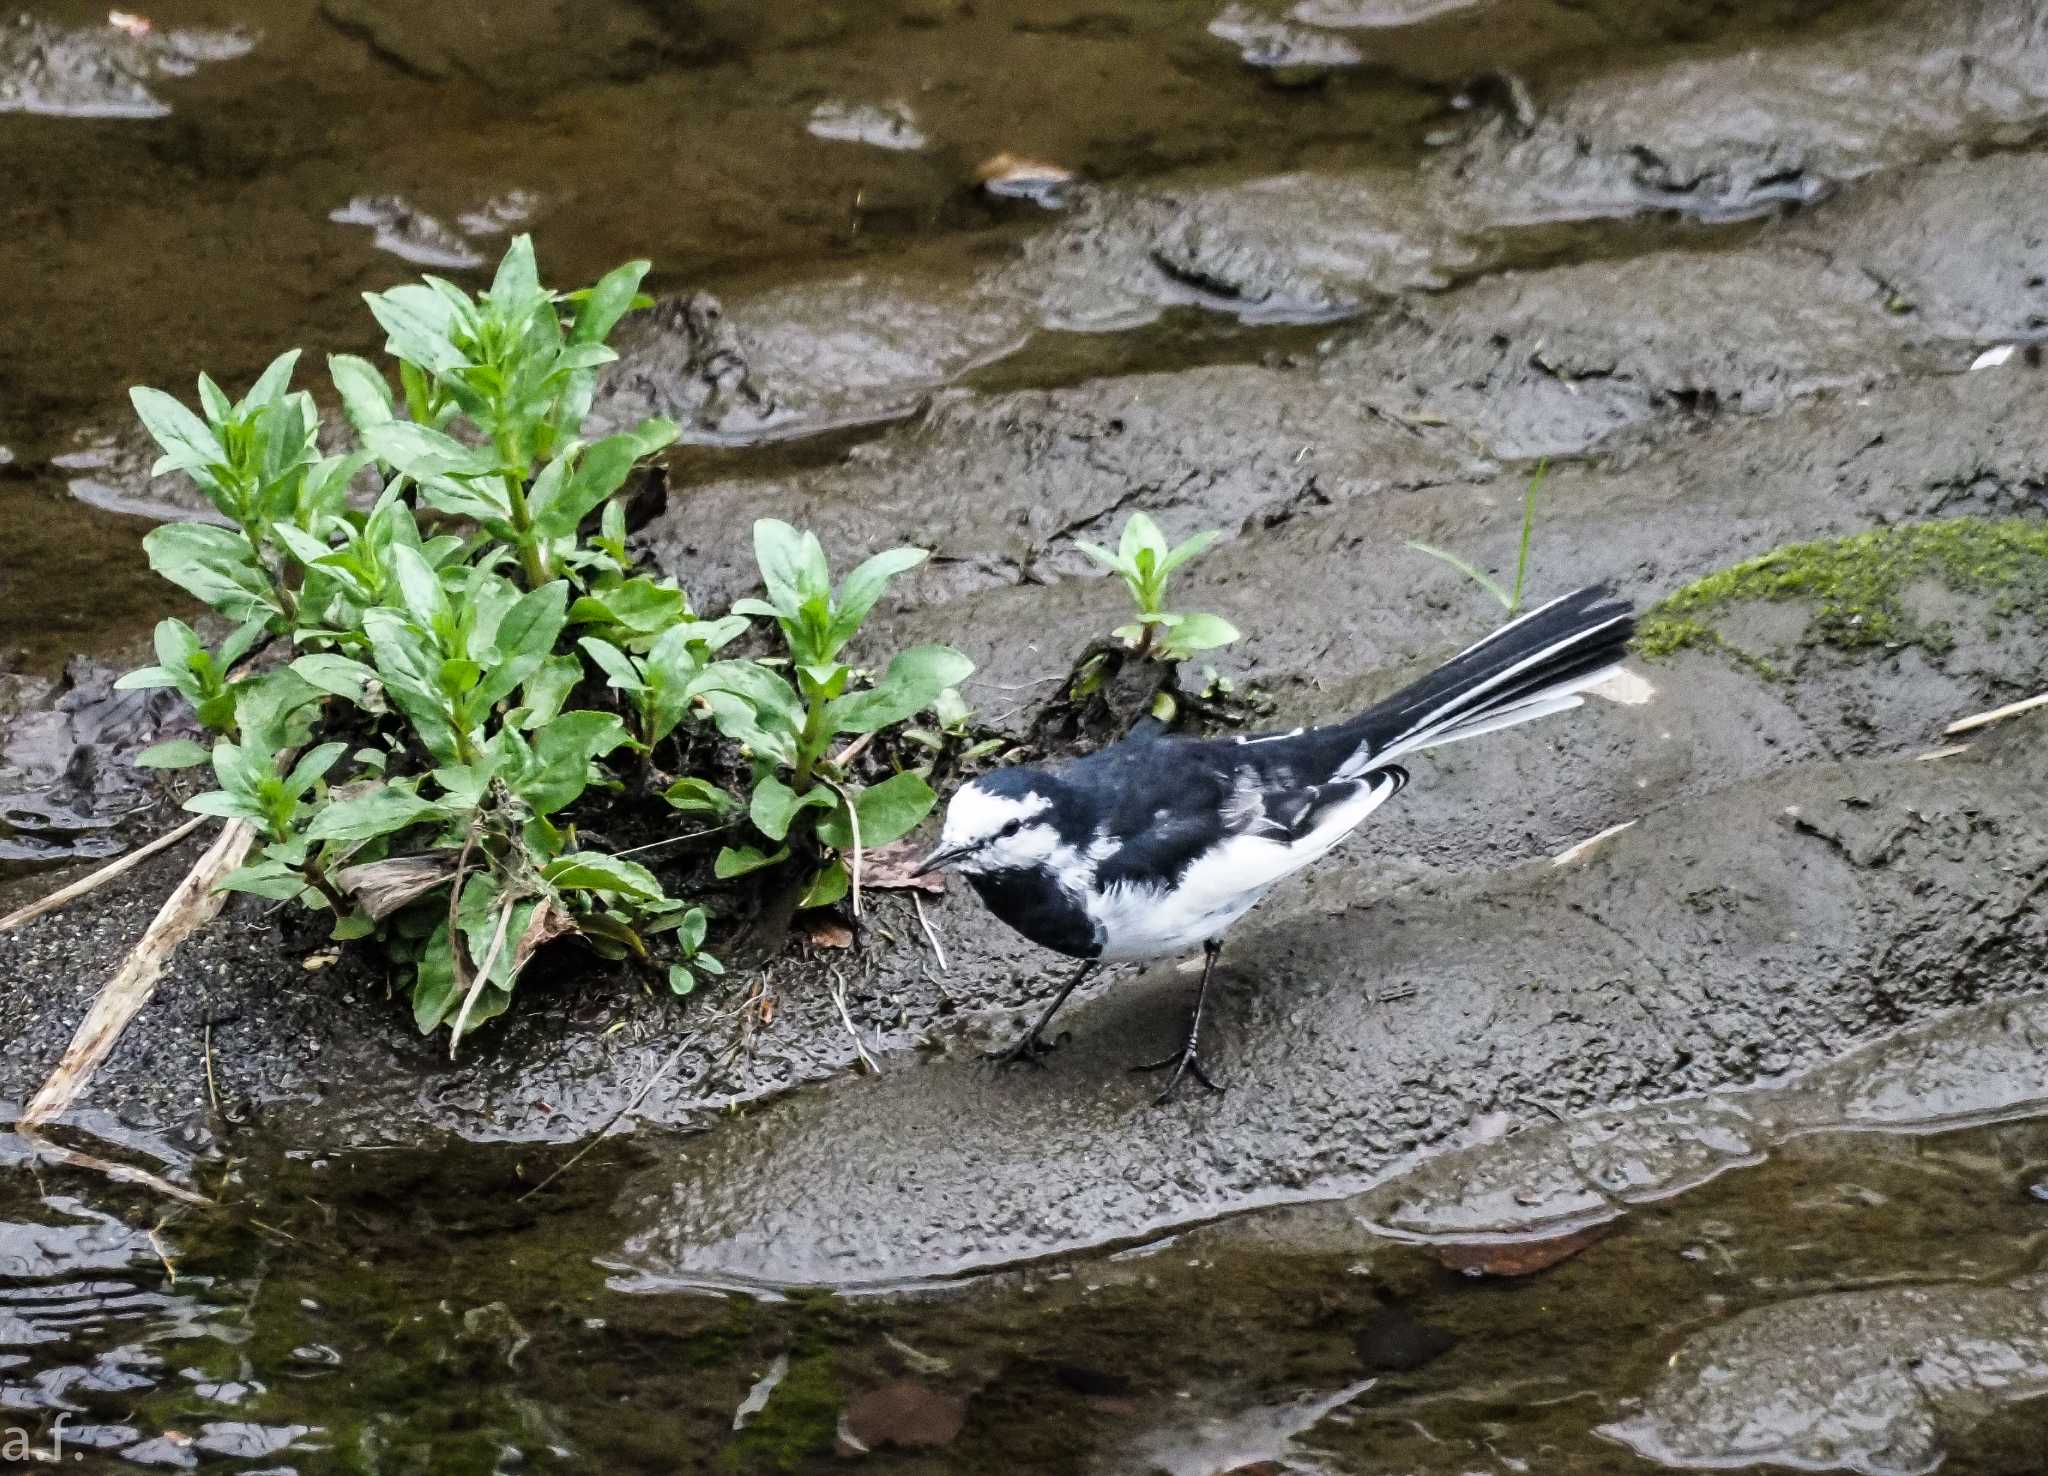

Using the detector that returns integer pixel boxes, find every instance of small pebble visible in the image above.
[2028,1181,2048,1203]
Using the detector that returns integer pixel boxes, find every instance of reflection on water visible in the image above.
[0,1112,2043,1473]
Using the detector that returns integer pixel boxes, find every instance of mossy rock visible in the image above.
[1636,516,2048,675]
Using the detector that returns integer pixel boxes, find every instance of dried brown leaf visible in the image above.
[1433,1221,1615,1278]
[862,838,944,894]
[512,898,577,974]
[805,916,855,950]
[335,854,456,920]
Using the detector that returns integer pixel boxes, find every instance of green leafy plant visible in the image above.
[690,520,972,907]
[1408,459,1548,616]
[124,237,712,1044]
[123,236,988,1044]
[1078,512,1240,661]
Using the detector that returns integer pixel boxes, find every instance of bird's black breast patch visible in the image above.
[968,867,1102,959]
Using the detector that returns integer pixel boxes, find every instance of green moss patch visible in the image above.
[1637,517,2048,666]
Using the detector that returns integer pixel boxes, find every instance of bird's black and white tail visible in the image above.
[1335,586,1634,778]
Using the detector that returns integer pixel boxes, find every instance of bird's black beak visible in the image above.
[913,842,971,876]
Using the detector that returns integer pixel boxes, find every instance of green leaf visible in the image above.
[714,844,789,879]
[662,777,737,816]
[487,233,542,309]
[748,775,830,842]
[571,260,650,346]
[677,906,709,955]
[688,662,806,755]
[290,653,379,704]
[529,423,676,539]
[574,910,648,960]
[577,636,646,694]
[129,386,224,478]
[822,645,976,735]
[831,545,928,641]
[142,524,281,624]
[798,861,850,910]
[541,851,666,900]
[1158,612,1241,656]
[1405,540,1515,611]
[329,353,395,431]
[366,282,467,376]
[233,668,322,754]
[331,910,376,941]
[387,545,452,632]
[1120,511,1167,568]
[667,961,696,996]
[1074,538,1131,579]
[751,519,822,621]
[196,371,232,425]
[115,666,180,693]
[136,739,212,770]
[151,618,205,677]
[217,858,313,901]
[1159,528,1222,577]
[567,576,688,641]
[474,581,568,708]
[184,789,267,823]
[284,741,349,798]
[234,349,301,417]
[362,420,496,482]
[815,770,937,851]
[412,922,461,1034]
[304,785,449,843]
[516,711,631,815]
[518,654,582,729]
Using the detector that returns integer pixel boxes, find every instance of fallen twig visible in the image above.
[0,816,207,935]
[828,964,878,1073]
[829,730,877,770]
[516,1031,701,1203]
[14,1134,212,1207]
[819,777,864,918]
[449,895,518,1058]
[912,892,947,972]
[1552,819,1638,867]
[23,819,255,1130]
[1945,691,2048,736]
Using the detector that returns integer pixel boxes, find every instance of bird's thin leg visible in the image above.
[986,960,1096,1068]
[1132,939,1226,1103]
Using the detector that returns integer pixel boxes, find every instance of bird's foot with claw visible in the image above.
[985,1031,1061,1070]
[1132,1045,1224,1104]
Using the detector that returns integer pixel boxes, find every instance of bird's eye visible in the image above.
[1000,819,1024,838]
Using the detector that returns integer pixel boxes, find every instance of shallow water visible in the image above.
[0,0,1875,673]
[2,1111,2045,1473]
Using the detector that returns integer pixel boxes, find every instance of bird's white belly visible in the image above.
[1087,878,1272,962]
[1081,782,1399,962]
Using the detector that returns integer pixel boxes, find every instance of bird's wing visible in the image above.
[1080,736,1407,897]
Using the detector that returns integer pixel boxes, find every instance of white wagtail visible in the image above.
[914,585,1636,1102]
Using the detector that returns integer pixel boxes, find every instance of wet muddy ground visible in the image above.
[5,0,2048,1469]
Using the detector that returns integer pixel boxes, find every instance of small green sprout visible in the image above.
[1077,512,1240,661]
[1408,459,1548,616]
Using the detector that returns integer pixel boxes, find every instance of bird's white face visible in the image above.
[919,780,1063,877]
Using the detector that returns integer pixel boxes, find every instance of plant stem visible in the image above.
[295,856,351,917]
[792,685,829,791]
[1511,458,1547,616]
[501,471,550,588]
